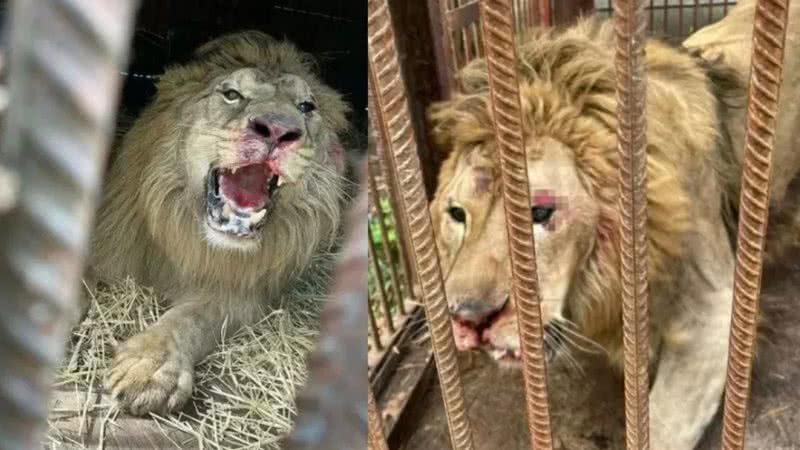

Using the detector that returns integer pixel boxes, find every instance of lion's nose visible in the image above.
[250,115,303,149]
[450,301,499,327]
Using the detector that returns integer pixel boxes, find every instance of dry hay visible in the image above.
[47,269,329,449]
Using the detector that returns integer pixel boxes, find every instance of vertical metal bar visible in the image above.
[378,146,417,300]
[613,0,651,449]
[693,0,699,32]
[428,0,458,97]
[368,387,390,450]
[478,1,554,449]
[0,1,139,449]
[650,0,656,32]
[369,170,407,315]
[284,161,369,450]
[369,233,396,334]
[369,83,417,300]
[721,0,791,448]
[709,0,714,23]
[368,0,475,448]
[369,298,384,351]
[679,0,684,36]
[539,0,552,26]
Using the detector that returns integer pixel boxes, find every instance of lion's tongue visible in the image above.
[219,164,270,210]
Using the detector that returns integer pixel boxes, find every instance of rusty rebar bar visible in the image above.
[368,387,390,450]
[539,0,552,26]
[368,169,406,315]
[369,294,384,351]
[0,1,139,449]
[368,83,417,302]
[477,1,554,449]
[284,160,369,450]
[369,232,395,334]
[613,0,650,449]
[721,0,791,448]
[368,0,475,448]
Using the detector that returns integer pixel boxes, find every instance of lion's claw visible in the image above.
[106,332,194,416]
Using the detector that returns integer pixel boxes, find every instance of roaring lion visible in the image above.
[428,1,799,448]
[88,31,350,416]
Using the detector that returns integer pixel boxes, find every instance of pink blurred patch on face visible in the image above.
[452,320,481,351]
[330,138,345,175]
[532,188,569,231]
[237,128,270,163]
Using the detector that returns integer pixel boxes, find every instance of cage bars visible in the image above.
[613,0,651,448]
[368,0,476,448]
[477,0,554,448]
[0,1,139,448]
[368,387,390,450]
[720,0,791,448]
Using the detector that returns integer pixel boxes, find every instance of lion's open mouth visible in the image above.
[205,162,282,238]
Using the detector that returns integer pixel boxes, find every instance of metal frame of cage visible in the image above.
[368,0,791,450]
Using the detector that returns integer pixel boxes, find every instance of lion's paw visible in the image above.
[106,332,194,416]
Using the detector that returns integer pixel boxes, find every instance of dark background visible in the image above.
[0,1,366,148]
[125,0,367,147]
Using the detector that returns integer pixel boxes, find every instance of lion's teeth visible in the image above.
[251,208,267,223]
[277,177,285,187]
[222,203,232,219]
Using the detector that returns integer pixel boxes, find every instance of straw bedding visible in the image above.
[47,254,334,449]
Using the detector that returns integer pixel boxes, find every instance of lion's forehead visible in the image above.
[222,69,313,99]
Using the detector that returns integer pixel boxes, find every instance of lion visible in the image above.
[427,2,800,448]
[88,31,351,416]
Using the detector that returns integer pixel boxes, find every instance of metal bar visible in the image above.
[284,160,369,450]
[369,80,417,301]
[650,0,656,32]
[369,296,384,351]
[0,1,139,449]
[721,0,791,448]
[369,387,390,450]
[613,0,651,449]
[368,0,475,448]
[709,0,714,23]
[478,1,554,449]
[378,139,417,301]
[369,169,407,315]
[679,0,684,35]
[539,0,552,26]
[694,0,699,32]
[369,231,396,334]
[428,0,458,97]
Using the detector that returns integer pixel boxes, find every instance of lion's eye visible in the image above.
[447,206,466,224]
[297,101,317,114]
[532,205,555,224]
[222,89,243,103]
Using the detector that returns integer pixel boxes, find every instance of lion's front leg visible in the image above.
[649,284,733,450]
[106,296,256,416]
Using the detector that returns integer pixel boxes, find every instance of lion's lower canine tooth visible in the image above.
[222,203,232,218]
[251,208,267,223]
[277,177,285,187]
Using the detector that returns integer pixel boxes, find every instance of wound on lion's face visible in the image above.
[17,2,369,448]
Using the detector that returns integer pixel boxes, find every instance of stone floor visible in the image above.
[402,252,800,450]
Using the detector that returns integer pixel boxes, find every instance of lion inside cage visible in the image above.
[368,0,800,449]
